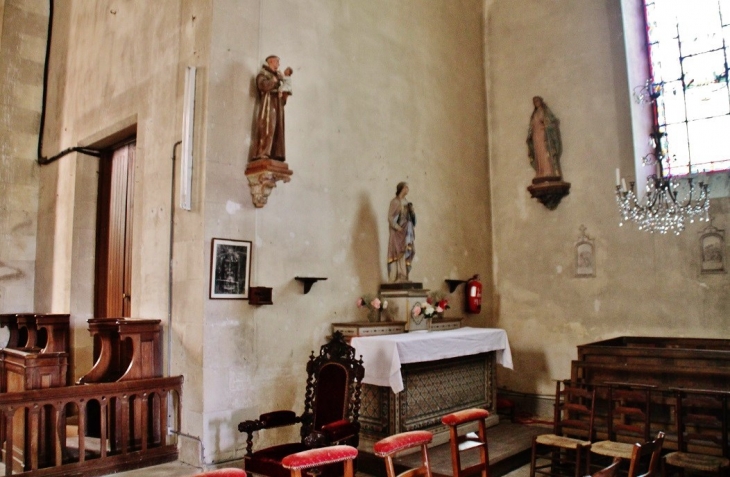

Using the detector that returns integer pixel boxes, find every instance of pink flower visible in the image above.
[426,296,433,305]
[436,306,444,313]
[356,298,364,308]
[370,298,381,309]
[412,305,422,317]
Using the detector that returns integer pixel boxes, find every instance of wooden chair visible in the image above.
[591,457,622,477]
[662,389,730,477]
[441,408,491,477]
[590,383,654,470]
[192,470,247,477]
[238,332,365,477]
[374,430,433,477]
[627,431,664,477]
[282,445,358,477]
[530,380,597,477]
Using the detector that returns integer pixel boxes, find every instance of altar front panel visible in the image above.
[358,351,498,450]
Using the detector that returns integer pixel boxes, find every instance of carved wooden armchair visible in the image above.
[238,332,365,477]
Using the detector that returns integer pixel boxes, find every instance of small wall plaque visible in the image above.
[575,225,595,278]
[699,221,726,275]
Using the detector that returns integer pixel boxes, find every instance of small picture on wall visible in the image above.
[210,238,252,299]
[699,222,725,275]
[575,225,595,278]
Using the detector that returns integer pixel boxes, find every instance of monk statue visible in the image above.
[252,55,292,161]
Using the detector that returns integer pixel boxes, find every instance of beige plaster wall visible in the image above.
[0,0,46,313]
[30,0,492,467]
[198,0,492,465]
[486,0,730,399]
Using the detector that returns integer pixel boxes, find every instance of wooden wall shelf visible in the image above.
[295,277,327,294]
[445,279,466,293]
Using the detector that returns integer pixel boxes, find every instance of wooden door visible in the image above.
[94,142,135,318]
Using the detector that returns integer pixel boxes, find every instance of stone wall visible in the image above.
[486,0,730,401]
[0,0,46,313]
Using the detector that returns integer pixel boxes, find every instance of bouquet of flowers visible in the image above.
[411,292,449,323]
[356,294,389,322]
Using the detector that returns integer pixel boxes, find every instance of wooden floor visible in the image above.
[99,421,547,477]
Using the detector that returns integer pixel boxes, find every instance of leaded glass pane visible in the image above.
[650,41,681,82]
[685,82,730,120]
[645,0,730,175]
[688,116,730,171]
[659,80,687,125]
[663,123,689,172]
[676,0,723,56]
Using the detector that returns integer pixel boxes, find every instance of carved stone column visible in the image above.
[244,159,293,208]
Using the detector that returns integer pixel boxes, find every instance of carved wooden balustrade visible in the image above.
[0,376,182,476]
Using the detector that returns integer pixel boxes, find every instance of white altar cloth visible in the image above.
[350,327,513,393]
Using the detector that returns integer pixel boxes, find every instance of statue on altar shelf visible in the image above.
[526,96,563,180]
[252,55,293,161]
[387,182,416,282]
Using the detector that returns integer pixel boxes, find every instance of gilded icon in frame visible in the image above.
[210,238,252,299]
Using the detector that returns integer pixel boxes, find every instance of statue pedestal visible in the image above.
[380,283,430,331]
[244,159,293,208]
[527,177,571,210]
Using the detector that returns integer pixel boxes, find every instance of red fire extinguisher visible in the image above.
[466,274,482,314]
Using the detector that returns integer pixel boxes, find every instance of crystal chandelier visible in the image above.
[615,130,710,235]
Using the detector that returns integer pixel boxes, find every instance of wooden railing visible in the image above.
[0,376,182,477]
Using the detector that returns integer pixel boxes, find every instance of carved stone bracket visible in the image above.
[527,177,571,210]
[244,159,293,208]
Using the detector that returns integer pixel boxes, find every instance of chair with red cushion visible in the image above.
[441,408,491,477]
[238,332,364,477]
[282,445,358,477]
[192,469,247,477]
[374,430,433,477]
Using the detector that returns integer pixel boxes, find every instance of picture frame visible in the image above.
[574,225,595,278]
[699,222,726,275]
[210,238,252,299]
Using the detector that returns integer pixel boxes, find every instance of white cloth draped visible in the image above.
[350,327,513,393]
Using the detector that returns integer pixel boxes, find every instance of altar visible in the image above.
[350,327,512,450]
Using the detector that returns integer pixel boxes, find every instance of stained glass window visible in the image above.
[645,0,730,175]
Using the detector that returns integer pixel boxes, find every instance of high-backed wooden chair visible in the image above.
[374,430,433,477]
[441,408,490,477]
[238,332,365,477]
[627,431,664,477]
[531,380,597,477]
[590,383,654,470]
[662,389,729,477]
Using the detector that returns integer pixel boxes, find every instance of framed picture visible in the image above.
[210,238,252,299]
[574,225,595,278]
[699,222,726,275]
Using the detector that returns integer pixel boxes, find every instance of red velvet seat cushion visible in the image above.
[441,408,490,426]
[245,443,309,477]
[374,430,433,456]
[193,469,247,477]
[282,445,358,470]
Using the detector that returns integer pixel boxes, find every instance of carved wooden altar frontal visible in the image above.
[359,352,496,448]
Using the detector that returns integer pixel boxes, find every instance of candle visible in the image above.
[615,168,621,186]
[621,178,627,192]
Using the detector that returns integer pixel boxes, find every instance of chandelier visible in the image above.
[615,130,710,235]
[615,82,711,235]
